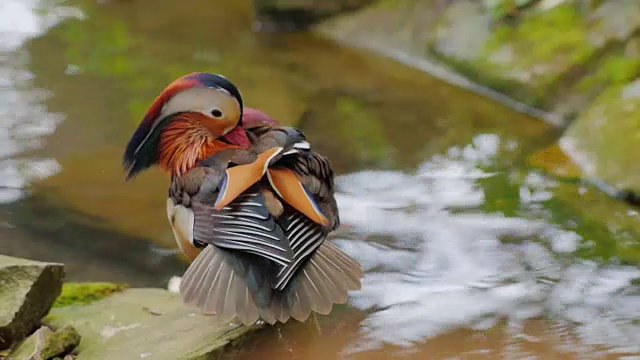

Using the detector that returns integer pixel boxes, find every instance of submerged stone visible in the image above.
[44,288,263,360]
[0,255,64,350]
[8,325,80,360]
[528,143,584,180]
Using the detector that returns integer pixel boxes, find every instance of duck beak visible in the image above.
[222,125,251,148]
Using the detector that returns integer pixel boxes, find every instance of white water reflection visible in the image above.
[334,134,640,357]
[0,1,82,203]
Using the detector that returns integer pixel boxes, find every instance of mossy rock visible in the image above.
[429,0,640,118]
[319,0,595,122]
[0,255,64,350]
[431,1,595,111]
[53,282,128,308]
[8,325,81,360]
[560,80,640,195]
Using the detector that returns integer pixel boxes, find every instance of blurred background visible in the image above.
[1,0,640,358]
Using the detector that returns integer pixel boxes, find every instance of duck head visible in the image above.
[123,72,251,179]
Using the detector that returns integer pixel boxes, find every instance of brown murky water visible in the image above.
[2,0,640,359]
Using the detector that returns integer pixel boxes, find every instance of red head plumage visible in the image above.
[122,72,248,179]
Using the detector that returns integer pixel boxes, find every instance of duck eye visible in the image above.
[211,109,223,118]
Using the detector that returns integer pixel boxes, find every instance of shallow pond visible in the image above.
[1,0,640,359]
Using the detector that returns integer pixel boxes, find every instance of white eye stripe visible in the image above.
[210,85,230,95]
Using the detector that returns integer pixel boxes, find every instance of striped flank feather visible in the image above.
[192,191,293,267]
[273,211,325,290]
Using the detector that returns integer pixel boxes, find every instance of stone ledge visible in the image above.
[44,288,264,360]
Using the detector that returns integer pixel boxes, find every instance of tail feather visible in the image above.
[180,246,264,324]
[220,267,238,318]
[301,268,332,314]
[270,293,291,323]
[309,255,348,303]
[307,247,351,302]
[234,282,261,325]
[290,282,312,321]
[180,248,217,305]
[257,302,277,324]
[200,255,230,315]
[281,241,363,321]
[179,241,363,325]
[321,241,364,288]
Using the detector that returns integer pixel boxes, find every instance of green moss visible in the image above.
[578,52,640,90]
[52,282,128,308]
[487,3,593,67]
[599,55,640,84]
[427,1,596,111]
[544,181,640,264]
[476,2,596,108]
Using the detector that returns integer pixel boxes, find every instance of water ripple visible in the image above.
[0,1,82,203]
[334,134,640,357]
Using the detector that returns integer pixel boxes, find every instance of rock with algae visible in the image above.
[0,255,64,351]
[8,325,80,360]
[44,288,263,360]
[560,80,640,195]
[319,0,640,123]
[431,0,596,113]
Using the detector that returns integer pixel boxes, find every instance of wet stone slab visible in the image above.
[44,288,264,360]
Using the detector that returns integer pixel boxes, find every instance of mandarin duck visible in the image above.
[122,72,363,325]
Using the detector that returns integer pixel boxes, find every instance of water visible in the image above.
[1,0,639,358]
